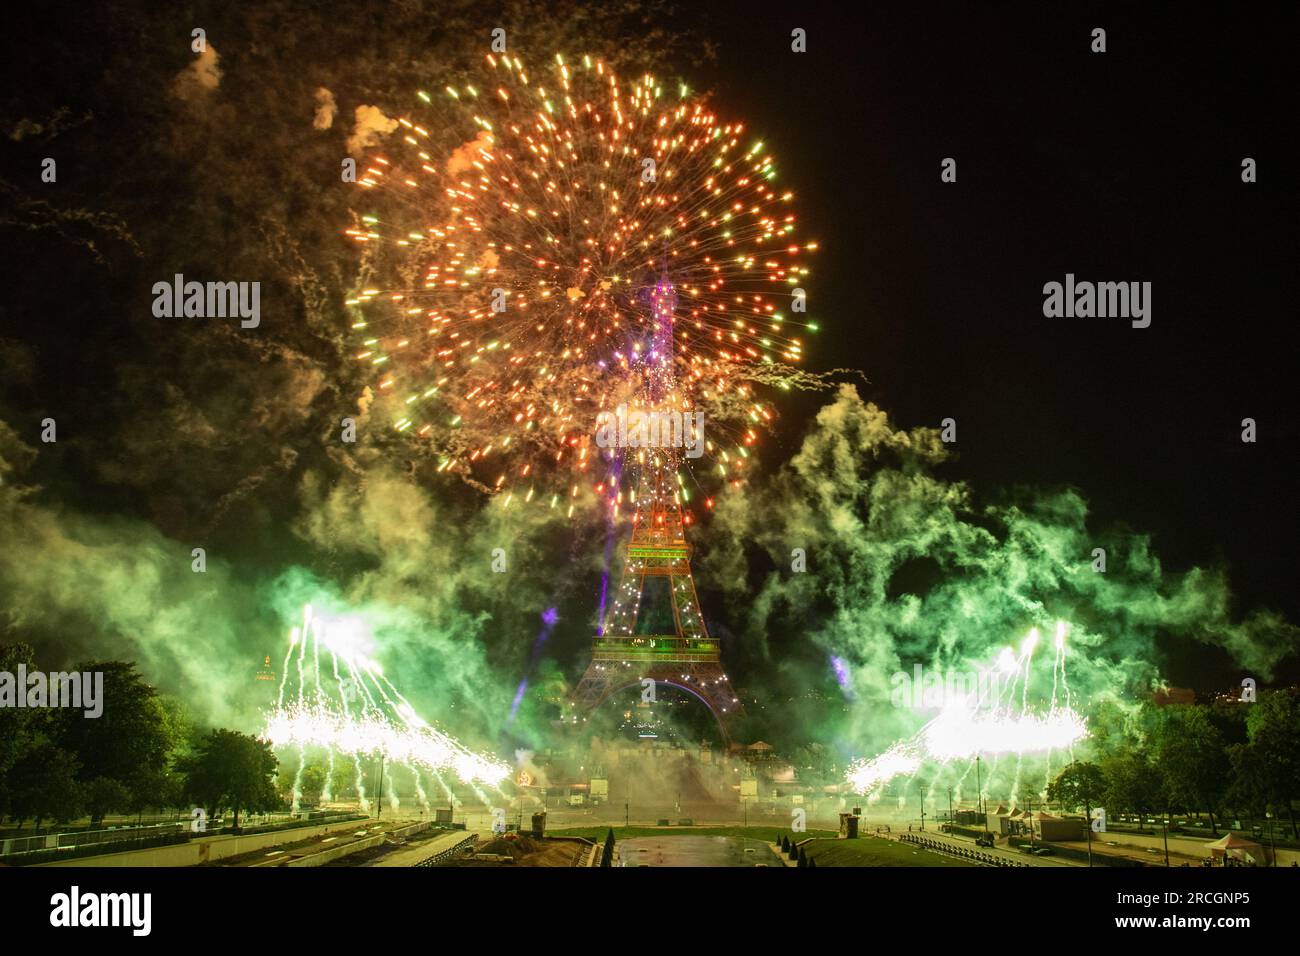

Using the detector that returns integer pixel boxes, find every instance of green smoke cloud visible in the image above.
[0,418,600,755]
[4,379,1294,774]
[699,384,1298,756]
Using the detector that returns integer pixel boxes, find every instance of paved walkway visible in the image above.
[369,830,478,867]
[767,842,800,867]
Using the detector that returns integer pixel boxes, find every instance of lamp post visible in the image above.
[1267,810,1276,867]
[1084,782,1093,869]
[1027,797,1034,852]
[976,756,988,835]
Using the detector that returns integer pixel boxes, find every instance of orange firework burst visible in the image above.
[346,53,819,514]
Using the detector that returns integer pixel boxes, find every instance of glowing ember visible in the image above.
[846,623,1088,796]
[261,605,510,809]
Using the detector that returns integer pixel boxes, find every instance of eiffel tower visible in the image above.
[570,266,745,747]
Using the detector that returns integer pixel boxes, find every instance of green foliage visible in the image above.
[298,764,328,806]
[1225,742,1270,821]
[181,729,281,829]
[1047,761,1105,811]
[1152,705,1230,832]
[0,641,44,813]
[51,662,177,810]
[129,766,187,815]
[0,650,206,825]
[84,777,133,825]
[6,743,83,830]
[1100,748,1160,815]
[1044,692,1299,837]
[1228,690,1300,835]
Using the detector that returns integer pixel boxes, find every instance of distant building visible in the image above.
[1152,686,1196,706]
[255,655,276,683]
[1036,812,1086,842]
[744,741,776,762]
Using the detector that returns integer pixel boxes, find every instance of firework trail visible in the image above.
[845,624,1088,803]
[347,52,825,514]
[263,606,510,809]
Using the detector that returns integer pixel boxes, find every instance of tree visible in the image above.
[7,743,83,831]
[330,760,357,801]
[1152,705,1230,834]
[1100,747,1160,818]
[181,730,280,830]
[84,777,132,827]
[1047,761,1106,814]
[1086,699,1148,755]
[128,767,186,819]
[299,765,327,807]
[0,642,45,818]
[1238,690,1300,837]
[1225,742,1270,828]
[51,661,177,812]
[601,827,615,867]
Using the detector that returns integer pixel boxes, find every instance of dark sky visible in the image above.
[683,3,1299,649]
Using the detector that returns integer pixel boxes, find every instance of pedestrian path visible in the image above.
[370,829,478,867]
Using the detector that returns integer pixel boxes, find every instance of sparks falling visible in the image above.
[845,622,1088,800]
[346,52,821,514]
[261,605,510,810]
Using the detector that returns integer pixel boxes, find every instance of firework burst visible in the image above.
[347,53,821,515]
[262,605,510,811]
[846,623,1089,802]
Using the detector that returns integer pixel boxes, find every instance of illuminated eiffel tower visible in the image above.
[570,266,744,747]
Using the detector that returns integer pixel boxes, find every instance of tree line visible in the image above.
[0,643,279,832]
[1046,689,1300,837]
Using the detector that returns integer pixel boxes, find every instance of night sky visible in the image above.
[689,2,1300,685]
[1,1,1297,749]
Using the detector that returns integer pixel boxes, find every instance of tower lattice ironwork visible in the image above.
[569,266,744,746]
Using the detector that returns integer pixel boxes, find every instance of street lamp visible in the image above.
[1266,810,1276,867]
[1084,782,1093,868]
[1027,796,1034,852]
